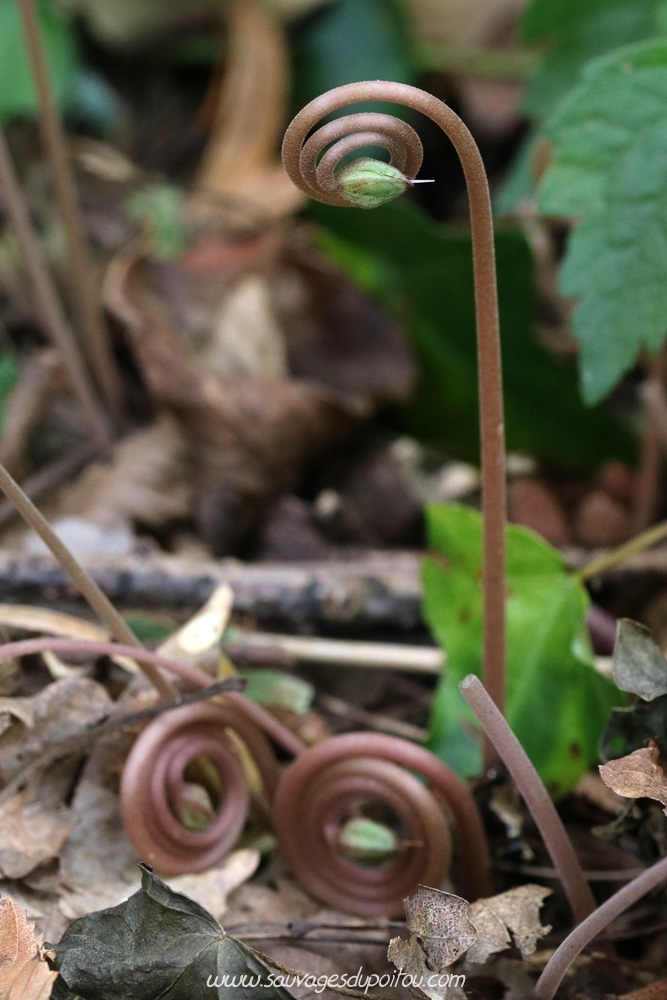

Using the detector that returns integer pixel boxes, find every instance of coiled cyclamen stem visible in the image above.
[273,732,491,917]
[120,698,297,874]
[283,83,507,734]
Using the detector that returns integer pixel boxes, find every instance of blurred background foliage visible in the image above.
[6,0,667,470]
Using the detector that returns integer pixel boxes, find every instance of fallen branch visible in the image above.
[0,550,425,629]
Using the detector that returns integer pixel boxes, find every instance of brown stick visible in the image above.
[17,0,122,419]
[0,129,110,446]
[283,82,507,748]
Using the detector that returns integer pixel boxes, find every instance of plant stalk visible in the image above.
[17,0,123,419]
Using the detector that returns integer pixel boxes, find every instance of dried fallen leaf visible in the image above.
[613,620,667,701]
[599,744,667,813]
[0,786,72,879]
[467,885,552,963]
[388,887,476,998]
[51,866,295,999]
[0,678,112,784]
[0,896,57,1000]
[388,884,552,999]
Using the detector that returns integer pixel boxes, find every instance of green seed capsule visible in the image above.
[337,158,408,209]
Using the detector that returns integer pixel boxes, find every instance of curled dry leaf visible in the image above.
[0,896,57,1000]
[599,744,667,813]
[155,583,234,678]
[388,887,477,997]
[389,884,552,997]
[467,885,552,963]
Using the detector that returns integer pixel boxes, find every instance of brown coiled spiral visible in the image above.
[119,695,302,874]
[273,732,491,917]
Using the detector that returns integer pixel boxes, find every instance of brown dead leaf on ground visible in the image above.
[467,885,552,963]
[35,413,192,532]
[106,250,365,552]
[388,887,477,998]
[600,745,667,813]
[0,896,57,1000]
[0,678,112,784]
[388,884,551,998]
[0,787,72,879]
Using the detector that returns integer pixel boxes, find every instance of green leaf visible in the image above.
[312,198,633,468]
[0,0,77,121]
[51,866,295,999]
[539,39,667,402]
[290,0,414,116]
[126,184,188,260]
[423,504,623,797]
[239,669,314,714]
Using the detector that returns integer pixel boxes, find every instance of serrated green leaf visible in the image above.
[521,0,660,120]
[0,0,77,121]
[423,504,623,797]
[50,866,295,999]
[539,39,667,402]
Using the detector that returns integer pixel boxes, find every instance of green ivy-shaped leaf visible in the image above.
[424,504,623,797]
[51,866,295,999]
[539,39,667,403]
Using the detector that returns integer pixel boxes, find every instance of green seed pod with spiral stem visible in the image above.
[336,158,408,209]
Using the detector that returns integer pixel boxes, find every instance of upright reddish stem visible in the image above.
[283,82,507,727]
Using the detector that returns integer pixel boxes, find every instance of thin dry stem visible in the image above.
[17,0,122,419]
[283,82,507,746]
[0,129,110,446]
[0,440,98,529]
[534,854,667,1000]
[578,517,667,583]
[459,674,597,924]
[0,461,177,700]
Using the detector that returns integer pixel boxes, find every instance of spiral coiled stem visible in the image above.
[273,732,491,917]
[120,697,301,874]
[283,83,507,735]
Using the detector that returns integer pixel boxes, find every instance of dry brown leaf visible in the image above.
[467,885,552,963]
[165,848,260,919]
[599,745,667,812]
[0,788,72,879]
[388,887,477,997]
[0,896,57,1000]
[388,884,551,998]
[0,678,112,784]
[40,414,192,531]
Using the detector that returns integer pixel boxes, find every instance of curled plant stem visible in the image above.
[0,462,178,700]
[17,0,122,420]
[273,731,492,916]
[578,517,667,583]
[283,82,507,735]
[0,130,110,447]
[534,855,667,1000]
[459,674,597,924]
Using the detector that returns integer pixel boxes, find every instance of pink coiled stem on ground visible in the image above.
[273,731,491,917]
